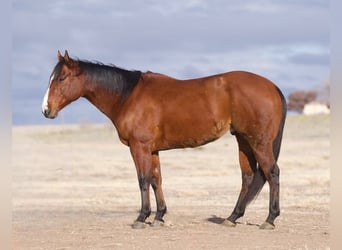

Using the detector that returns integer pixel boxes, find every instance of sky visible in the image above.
[12,0,330,125]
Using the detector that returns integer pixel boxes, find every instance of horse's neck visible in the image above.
[83,82,123,122]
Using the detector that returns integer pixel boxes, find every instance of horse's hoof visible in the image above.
[259,221,275,230]
[131,221,146,229]
[151,219,164,227]
[222,219,236,227]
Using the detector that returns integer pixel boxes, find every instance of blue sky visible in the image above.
[12,0,329,125]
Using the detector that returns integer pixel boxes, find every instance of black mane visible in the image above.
[78,60,142,98]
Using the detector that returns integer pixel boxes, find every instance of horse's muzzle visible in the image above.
[42,106,57,119]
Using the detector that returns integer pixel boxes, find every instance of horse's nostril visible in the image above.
[42,107,51,118]
[42,106,57,119]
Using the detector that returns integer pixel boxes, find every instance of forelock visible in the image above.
[51,61,64,79]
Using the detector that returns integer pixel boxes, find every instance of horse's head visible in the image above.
[42,50,85,119]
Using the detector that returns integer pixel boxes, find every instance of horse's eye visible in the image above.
[58,76,66,82]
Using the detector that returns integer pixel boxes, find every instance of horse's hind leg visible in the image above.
[252,144,280,230]
[150,152,167,226]
[224,135,266,226]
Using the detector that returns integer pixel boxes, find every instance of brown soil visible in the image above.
[12,115,330,249]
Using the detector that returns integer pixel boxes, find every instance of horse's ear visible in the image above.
[57,50,63,62]
[64,50,70,61]
[64,50,71,63]
[63,50,75,67]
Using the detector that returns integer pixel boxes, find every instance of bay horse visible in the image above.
[42,50,286,230]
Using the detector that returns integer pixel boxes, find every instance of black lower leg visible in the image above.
[227,174,253,223]
[151,180,167,222]
[136,207,151,222]
[136,176,151,222]
[264,194,280,226]
[227,208,244,223]
[155,207,167,222]
[227,168,266,223]
[266,166,280,225]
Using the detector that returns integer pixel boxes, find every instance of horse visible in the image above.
[42,50,286,230]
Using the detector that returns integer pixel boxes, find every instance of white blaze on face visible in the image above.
[42,74,54,113]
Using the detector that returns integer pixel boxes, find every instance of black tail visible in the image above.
[273,87,287,162]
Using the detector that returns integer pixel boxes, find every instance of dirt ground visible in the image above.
[12,115,330,249]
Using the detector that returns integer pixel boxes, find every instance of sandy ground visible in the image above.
[12,115,330,249]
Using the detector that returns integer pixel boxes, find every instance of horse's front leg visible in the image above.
[151,152,167,226]
[129,142,153,229]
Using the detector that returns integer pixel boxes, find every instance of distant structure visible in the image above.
[287,80,330,115]
[303,101,330,115]
[287,90,317,112]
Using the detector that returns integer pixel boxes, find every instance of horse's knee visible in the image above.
[151,175,160,190]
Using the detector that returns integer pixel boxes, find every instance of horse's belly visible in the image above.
[159,118,230,150]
